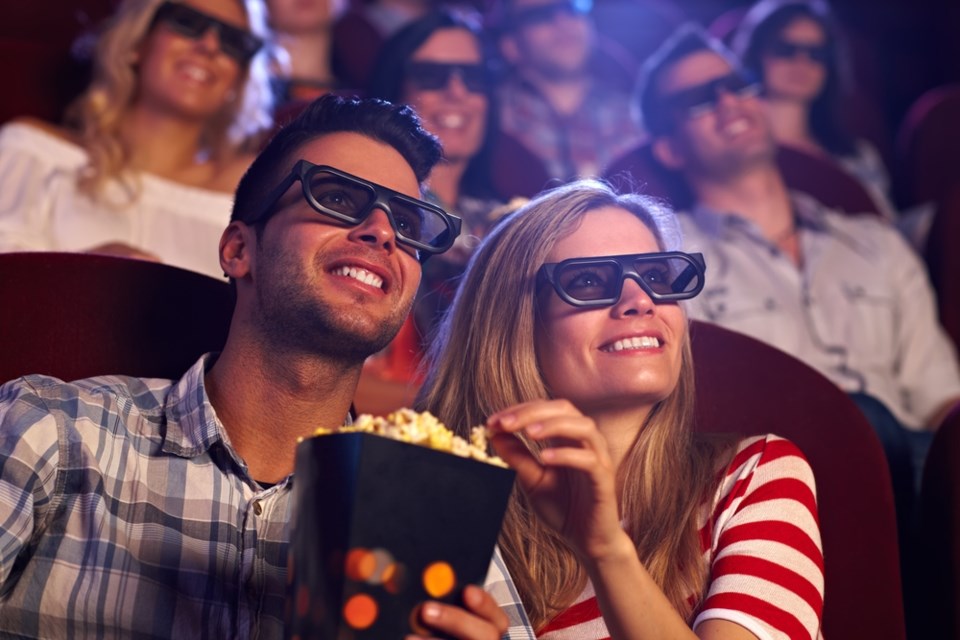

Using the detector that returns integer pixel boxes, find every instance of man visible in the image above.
[0,95,524,639]
[495,0,642,182]
[635,26,960,496]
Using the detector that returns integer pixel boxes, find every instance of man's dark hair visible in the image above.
[634,23,741,138]
[231,94,443,225]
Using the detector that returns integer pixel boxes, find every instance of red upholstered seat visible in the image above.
[916,409,960,638]
[604,142,882,216]
[690,320,906,640]
[897,84,960,207]
[0,252,233,383]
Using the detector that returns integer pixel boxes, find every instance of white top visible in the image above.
[680,192,960,430]
[0,121,234,279]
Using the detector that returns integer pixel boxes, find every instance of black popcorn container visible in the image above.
[286,432,515,639]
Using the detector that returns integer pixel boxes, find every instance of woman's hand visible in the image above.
[487,399,627,562]
[84,242,161,262]
[408,584,508,640]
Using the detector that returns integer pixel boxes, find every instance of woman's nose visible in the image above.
[611,278,655,317]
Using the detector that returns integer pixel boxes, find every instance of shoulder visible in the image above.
[0,117,86,168]
[3,116,82,147]
[718,434,817,504]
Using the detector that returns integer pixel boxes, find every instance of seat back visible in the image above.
[0,252,234,383]
[897,84,960,207]
[916,410,960,639]
[690,320,906,640]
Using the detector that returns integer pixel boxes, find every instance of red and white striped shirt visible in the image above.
[538,435,824,640]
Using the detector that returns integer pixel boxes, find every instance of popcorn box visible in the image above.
[286,430,515,639]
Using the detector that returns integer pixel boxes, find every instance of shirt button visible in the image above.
[253,500,263,516]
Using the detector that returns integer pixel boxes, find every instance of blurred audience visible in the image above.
[268,0,347,103]
[731,0,935,248]
[493,0,642,181]
[0,0,273,278]
[636,24,960,515]
[332,0,438,90]
[358,9,512,414]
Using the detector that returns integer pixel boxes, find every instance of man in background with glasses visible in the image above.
[636,24,960,541]
[0,95,527,639]
[493,0,641,182]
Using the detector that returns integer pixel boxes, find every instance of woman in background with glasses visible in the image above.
[732,0,897,221]
[359,9,511,415]
[417,180,825,639]
[0,0,273,278]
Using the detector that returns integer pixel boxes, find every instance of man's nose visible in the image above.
[347,208,397,252]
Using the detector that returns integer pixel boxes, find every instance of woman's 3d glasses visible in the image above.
[538,251,706,308]
[151,2,263,64]
[660,71,761,122]
[765,39,831,65]
[405,62,488,94]
[249,160,462,261]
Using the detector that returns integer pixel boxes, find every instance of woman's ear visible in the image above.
[219,221,255,281]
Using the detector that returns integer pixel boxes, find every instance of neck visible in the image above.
[205,327,362,484]
[121,106,209,178]
[692,163,796,241]
[763,98,822,153]
[589,405,652,470]
[522,69,590,116]
[274,31,335,84]
[428,159,467,209]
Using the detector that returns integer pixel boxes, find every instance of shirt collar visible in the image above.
[162,354,225,458]
[689,190,833,237]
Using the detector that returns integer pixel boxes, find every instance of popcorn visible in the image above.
[309,408,507,468]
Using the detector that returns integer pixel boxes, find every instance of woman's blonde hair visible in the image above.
[65,0,274,201]
[416,179,729,629]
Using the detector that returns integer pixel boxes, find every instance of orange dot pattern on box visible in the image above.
[309,408,507,468]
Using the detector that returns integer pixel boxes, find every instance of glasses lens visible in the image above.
[218,25,261,62]
[160,4,208,37]
[389,197,452,247]
[635,256,703,296]
[156,3,259,62]
[556,261,620,302]
[406,62,452,90]
[307,171,374,220]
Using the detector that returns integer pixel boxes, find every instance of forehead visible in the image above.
[412,28,481,62]
[292,132,421,199]
[179,0,249,27]
[657,49,734,96]
[548,206,660,262]
[779,16,827,43]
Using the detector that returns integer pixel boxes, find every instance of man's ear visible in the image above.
[219,221,255,281]
[651,135,686,171]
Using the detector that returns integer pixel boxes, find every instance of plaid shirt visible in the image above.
[0,356,536,639]
[497,74,642,183]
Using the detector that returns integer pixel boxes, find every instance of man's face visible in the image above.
[247,132,423,360]
[503,0,593,80]
[654,50,776,180]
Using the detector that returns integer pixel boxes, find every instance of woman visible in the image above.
[732,0,896,220]
[357,9,509,415]
[417,181,825,639]
[267,0,347,103]
[0,0,273,278]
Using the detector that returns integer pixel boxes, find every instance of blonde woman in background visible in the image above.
[418,181,825,639]
[0,0,273,278]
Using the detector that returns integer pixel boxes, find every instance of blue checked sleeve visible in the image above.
[484,545,536,640]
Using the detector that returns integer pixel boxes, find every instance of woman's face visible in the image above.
[535,206,687,417]
[403,28,488,165]
[761,16,829,104]
[136,0,249,121]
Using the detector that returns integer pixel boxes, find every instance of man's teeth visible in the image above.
[723,119,749,136]
[333,266,383,289]
[604,336,661,352]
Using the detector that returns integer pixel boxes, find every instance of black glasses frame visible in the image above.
[404,61,489,94]
[151,1,263,64]
[538,251,706,308]
[659,71,762,123]
[765,39,831,65]
[248,160,462,261]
